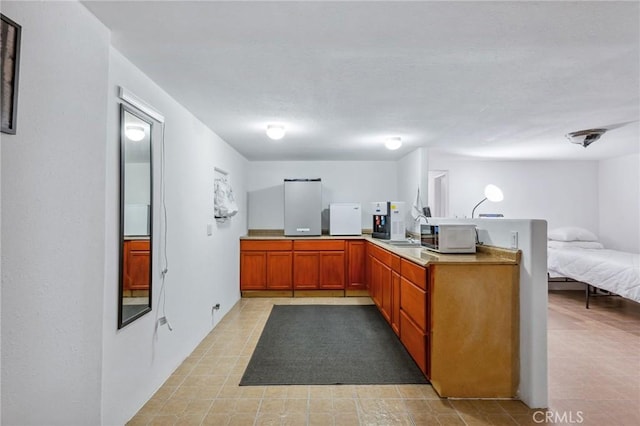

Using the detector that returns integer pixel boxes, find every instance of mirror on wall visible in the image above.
[118,104,153,329]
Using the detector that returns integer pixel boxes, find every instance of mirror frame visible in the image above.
[118,103,153,329]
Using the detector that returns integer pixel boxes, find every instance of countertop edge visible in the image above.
[240,233,520,267]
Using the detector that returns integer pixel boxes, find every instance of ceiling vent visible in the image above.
[565,128,607,148]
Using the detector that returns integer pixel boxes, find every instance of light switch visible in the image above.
[510,231,518,249]
[207,223,213,236]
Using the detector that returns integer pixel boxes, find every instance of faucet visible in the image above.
[414,213,429,224]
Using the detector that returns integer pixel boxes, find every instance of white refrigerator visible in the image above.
[329,203,362,236]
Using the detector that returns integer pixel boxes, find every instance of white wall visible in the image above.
[0,86,3,424]
[102,49,248,425]
[397,148,429,233]
[247,161,397,230]
[1,2,109,424]
[598,153,640,252]
[0,2,249,424]
[429,152,599,232]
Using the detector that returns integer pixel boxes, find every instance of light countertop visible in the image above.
[241,231,520,266]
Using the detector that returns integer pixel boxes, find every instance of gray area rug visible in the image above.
[240,304,428,386]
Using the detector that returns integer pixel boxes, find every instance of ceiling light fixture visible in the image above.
[385,137,402,150]
[125,124,146,141]
[565,128,607,148]
[266,124,286,140]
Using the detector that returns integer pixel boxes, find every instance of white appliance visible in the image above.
[420,224,477,253]
[389,201,406,241]
[369,201,405,240]
[284,179,322,236]
[329,203,362,236]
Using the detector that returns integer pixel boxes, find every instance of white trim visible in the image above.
[118,86,165,123]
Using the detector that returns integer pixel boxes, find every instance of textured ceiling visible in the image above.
[84,1,639,161]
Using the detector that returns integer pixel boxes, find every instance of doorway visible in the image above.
[428,170,449,217]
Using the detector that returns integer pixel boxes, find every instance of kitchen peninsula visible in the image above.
[239,233,520,399]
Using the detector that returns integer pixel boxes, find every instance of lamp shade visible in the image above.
[472,184,504,218]
[484,184,504,202]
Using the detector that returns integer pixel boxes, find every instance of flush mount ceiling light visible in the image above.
[385,137,402,150]
[125,124,146,141]
[565,128,607,148]
[266,124,286,140]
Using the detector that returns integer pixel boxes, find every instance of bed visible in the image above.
[546,227,640,308]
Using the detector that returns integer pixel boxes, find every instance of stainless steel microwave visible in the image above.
[420,224,477,254]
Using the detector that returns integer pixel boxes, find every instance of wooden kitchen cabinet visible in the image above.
[239,236,520,399]
[367,243,394,325]
[123,239,150,291]
[368,257,380,305]
[267,252,293,289]
[293,251,319,289]
[240,240,293,292]
[346,240,366,292]
[399,309,427,373]
[320,251,346,289]
[369,256,391,320]
[429,262,519,398]
[390,253,401,335]
[399,259,429,376]
[391,270,401,335]
[240,251,267,290]
[293,240,345,290]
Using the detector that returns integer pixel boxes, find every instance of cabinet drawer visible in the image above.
[391,254,401,273]
[400,277,427,331]
[368,243,392,265]
[241,240,292,251]
[293,240,345,251]
[128,240,150,251]
[401,259,427,290]
[400,310,427,375]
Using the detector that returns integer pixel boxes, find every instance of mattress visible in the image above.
[548,247,640,303]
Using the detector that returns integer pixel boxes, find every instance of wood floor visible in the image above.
[127,291,640,425]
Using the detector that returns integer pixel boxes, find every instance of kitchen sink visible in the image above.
[385,240,422,248]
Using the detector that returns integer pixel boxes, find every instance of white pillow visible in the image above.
[548,227,598,242]
[547,240,604,249]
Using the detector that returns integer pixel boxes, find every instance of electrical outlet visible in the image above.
[510,231,518,249]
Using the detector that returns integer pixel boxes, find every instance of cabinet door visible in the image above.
[391,270,401,335]
[347,241,366,290]
[293,252,320,289]
[370,257,382,307]
[380,261,392,323]
[126,240,150,291]
[400,310,427,375]
[267,252,293,289]
[240,252,267,290]
[320,251,345,289]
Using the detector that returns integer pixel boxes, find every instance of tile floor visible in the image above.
[128,291,640,425]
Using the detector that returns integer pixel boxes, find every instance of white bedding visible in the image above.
[548,247,640,303]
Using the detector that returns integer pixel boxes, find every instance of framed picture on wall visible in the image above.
[1,13,22,134]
